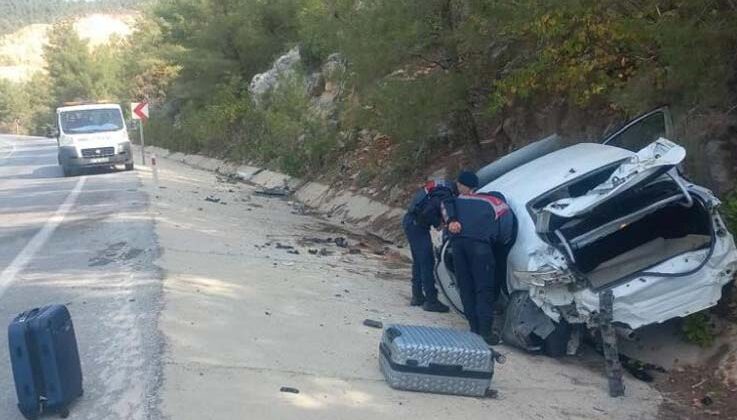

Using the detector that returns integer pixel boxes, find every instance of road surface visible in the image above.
[0,135,162,419]
[0,135,662,419]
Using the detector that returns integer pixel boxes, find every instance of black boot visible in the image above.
[482,331,500,346]
[410,294,425,306]
[410,284,425,306]
[479,319,500,345]
[422,298,450,313]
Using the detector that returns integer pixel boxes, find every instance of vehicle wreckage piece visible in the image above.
[599,290,625,397]
[501,292,556,352]
[435,110,737,363]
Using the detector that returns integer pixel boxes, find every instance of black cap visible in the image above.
[457,170,479,189]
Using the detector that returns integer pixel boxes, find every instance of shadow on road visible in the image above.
[0,166,131,180]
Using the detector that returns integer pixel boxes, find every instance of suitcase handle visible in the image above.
[385,327,402,342]
[19,308,40,323]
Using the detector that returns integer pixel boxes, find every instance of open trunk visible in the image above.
[562,197,712,289]
[534,140,713,290]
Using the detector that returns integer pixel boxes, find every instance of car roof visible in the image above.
[478,143,634,204]
[57,104,122,113]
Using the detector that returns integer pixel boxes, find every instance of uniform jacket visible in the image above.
[444,191,514,244]
[403,179,455,229]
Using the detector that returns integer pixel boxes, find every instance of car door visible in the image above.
[602,107,674,152]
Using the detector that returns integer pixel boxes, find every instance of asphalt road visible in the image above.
[0,135,162,419]
[0,134,663,420]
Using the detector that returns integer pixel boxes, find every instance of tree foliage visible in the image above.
[3,0,737,182]
[486,0,737,114]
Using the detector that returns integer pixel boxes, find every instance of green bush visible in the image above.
[681,312,715,348]
[725,192,737,236]
[255,73,340,176]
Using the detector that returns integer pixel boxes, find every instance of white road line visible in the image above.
[0,138,16,160]
[0,176,86,298]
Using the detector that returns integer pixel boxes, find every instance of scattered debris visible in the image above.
[280,387,300,394]
[216,174,239,185]
[348,248,362,255]
[275,243,295,250]
[308,249,319,255]
[619,354,664,383]
[366,232,394,245]
[287,249,300,255]
[301,236,333,245]
[255,187,289,197]
[334,237,348,248]
[373,247,390,256]
[204,196,221,203]
[363,319,383,329]
[265,311,271,316]
[691,379,707,389]
[318,248,332,257]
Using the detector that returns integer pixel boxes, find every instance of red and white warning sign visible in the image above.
[131,101,149,122]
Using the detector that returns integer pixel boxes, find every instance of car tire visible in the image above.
[543,320,572,357]
[62,165,73,177]
[124,163,134,171]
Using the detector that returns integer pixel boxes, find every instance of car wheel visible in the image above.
[125,163,134,171]
[543,320,572,357]
[62,166,73,177]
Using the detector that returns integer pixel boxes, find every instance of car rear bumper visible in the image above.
[561,233,737,329]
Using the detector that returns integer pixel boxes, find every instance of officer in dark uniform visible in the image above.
[444,171,514,345]
[402,178,454,313]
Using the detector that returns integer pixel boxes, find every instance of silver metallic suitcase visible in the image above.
[379,324,500,397]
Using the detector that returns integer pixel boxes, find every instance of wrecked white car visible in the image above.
[436,108,737,356]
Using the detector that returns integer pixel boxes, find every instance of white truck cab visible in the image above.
[55,103,134,177]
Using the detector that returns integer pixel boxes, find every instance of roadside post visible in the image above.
[152,153,159,186]
[131,101,150,165]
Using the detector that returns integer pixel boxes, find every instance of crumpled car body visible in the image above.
[435,108,737,353]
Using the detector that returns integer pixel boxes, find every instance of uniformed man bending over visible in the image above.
[402,178,454,313]
[444,171,513,345]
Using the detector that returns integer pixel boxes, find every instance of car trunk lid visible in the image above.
[540,139,686,219]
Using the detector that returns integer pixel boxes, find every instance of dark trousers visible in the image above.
[451,237,496,334]
[403,221,438,300]
[492,241,513,298]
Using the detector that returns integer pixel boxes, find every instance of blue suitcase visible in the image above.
[8,305,83,419]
